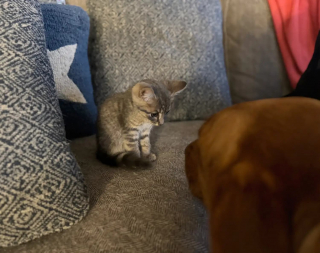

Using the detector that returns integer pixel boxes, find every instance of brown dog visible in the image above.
[185,97,320,253]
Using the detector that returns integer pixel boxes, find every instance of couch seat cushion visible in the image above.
[2,121,209,253]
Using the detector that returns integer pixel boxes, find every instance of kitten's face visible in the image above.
[144,105,170,126]
[132,79,187,126]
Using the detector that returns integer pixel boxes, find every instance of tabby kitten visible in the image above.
[97,79,187,167]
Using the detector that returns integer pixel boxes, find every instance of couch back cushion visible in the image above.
[88,0,232,121]
[221,0,292,103]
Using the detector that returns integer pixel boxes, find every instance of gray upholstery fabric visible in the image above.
[0,0,88,247]
[3,121,209,253]
[221,0,292,104]
[88,0,232,121]
[38,0,57,3]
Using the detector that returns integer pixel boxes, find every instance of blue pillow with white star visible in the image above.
[41,4,97,140]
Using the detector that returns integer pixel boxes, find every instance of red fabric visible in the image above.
[268,0,320,88]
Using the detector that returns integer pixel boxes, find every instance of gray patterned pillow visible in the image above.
[0,0,89,247]
[88,0,232,121]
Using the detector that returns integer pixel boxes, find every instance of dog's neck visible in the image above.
[293,199,320,253]
[298,222,320,253]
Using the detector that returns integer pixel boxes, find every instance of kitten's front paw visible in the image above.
[146,153,157,162]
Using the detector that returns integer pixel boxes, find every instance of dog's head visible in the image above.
[185,139,203,200]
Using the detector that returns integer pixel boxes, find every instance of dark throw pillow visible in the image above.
[42,4,97,140]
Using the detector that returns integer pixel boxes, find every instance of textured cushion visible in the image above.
[3,121,209,253]
[42,4,97,140]
[0,0,88,247]
[220,0,292,104]
[38,0,57,3]
[38,0,65,3]
[88,0,232,121]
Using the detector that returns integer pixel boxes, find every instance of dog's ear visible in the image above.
[185,140,203,200]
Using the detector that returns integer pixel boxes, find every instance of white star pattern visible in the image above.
[47,44,87,104]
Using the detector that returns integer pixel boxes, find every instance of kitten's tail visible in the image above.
[97,150,151,168]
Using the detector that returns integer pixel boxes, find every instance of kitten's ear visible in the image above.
[132,82,155,104]
[139,87,155,102]
[166,80,187,96]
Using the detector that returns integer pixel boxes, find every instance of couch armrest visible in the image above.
[221,0,292,104]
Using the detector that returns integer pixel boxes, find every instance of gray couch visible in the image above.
[2,0,292,252]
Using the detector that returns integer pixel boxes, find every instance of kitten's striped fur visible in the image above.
[97,79,187,167]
